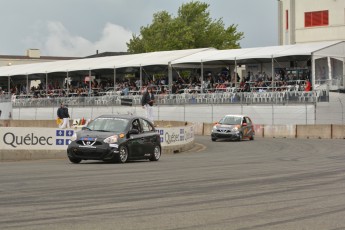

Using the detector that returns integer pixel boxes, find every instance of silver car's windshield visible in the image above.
[219,116,242,125]
[87,118,129,132]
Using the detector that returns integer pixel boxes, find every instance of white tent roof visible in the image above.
[171,41,343,64]
[0,48,212,76]
[0,41,343,77]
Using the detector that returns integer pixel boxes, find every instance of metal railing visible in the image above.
[11,90,329,108]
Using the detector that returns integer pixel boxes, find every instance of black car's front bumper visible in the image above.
[67,141,119,161]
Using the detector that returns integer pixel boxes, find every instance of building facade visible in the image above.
[0,49,78,67]
[278,0,345,45]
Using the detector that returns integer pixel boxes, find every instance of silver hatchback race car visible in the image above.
[211,115,255,141]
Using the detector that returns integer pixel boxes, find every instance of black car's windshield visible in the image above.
[219,116,242,125]
[86,118,129,132]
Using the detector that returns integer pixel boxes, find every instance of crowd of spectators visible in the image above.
[4,69,312,100]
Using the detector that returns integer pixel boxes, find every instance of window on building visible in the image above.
[305,10,329,27]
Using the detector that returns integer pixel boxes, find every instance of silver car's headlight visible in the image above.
[231,127,239,132]
[70,133,77,141]
[212,126,217,133]
[104,135,118,144]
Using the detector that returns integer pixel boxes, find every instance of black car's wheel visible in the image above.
[238,132,243,141]
[211,137,217,142]
[150,145,161,161]
[68,157,81,164]
[117,146,128,163]
[250,135,254,140]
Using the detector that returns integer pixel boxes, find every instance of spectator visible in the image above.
[57,103,70,129]
[141,86,155,123]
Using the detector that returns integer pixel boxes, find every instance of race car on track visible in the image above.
[211,115,255,141]
[67,115,161,164]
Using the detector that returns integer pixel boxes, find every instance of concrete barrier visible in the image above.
[332,125,345,139]
[201,123,343,140]
[193,122,204,136]
[1,119,344,162]
[254,124,264,138]
[203,123,215,136]
[264,125,296,138]
[0,120,195,161]
[296,125,332,139]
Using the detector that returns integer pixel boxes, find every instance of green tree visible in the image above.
[127,1,244,53]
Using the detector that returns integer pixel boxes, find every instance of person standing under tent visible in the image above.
[141,86,155,123]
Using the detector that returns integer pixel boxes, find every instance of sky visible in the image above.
[0,0,278,57]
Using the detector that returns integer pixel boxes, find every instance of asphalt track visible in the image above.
[0,136,345,230]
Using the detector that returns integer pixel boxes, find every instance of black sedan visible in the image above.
[67,115,161,164]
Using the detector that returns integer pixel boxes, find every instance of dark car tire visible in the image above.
[211,137,217,142]
[150,145,161,161]
[250,135,254,141]
[68,157,82,164]
[117,145,128,163]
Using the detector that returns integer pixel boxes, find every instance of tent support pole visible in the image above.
[140,65,143,90]
[8,75,10,94]
[168,62,172,93]
[46,72,48,95]
[311,54,315,90]
[201,61,204,93]
[234,58,237,87]
[66,72,69,96]
[26,74,29,95]
[113,66,116,93]
[89,69,92,96]
[271,56,274,90]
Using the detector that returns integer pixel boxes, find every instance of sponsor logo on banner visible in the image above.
[56,130,74,146]
[164,131,180,144]
[2,132,53,148]
[0,128,75,149]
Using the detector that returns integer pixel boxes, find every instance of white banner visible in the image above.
[156,126,194,147]
[0,126,195,149]
[0,127,74,150]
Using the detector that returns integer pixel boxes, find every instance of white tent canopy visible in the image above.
[0,41,344,90]
[0,48,212,76]
[0,41,343,76]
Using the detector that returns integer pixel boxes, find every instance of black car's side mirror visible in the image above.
[129,129,139,135]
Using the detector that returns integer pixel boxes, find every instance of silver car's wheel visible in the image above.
[238,132,243,141]
[118,146,128,163]
[150,145,161,161]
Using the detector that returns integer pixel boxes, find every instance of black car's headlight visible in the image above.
[104,135,118,144]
